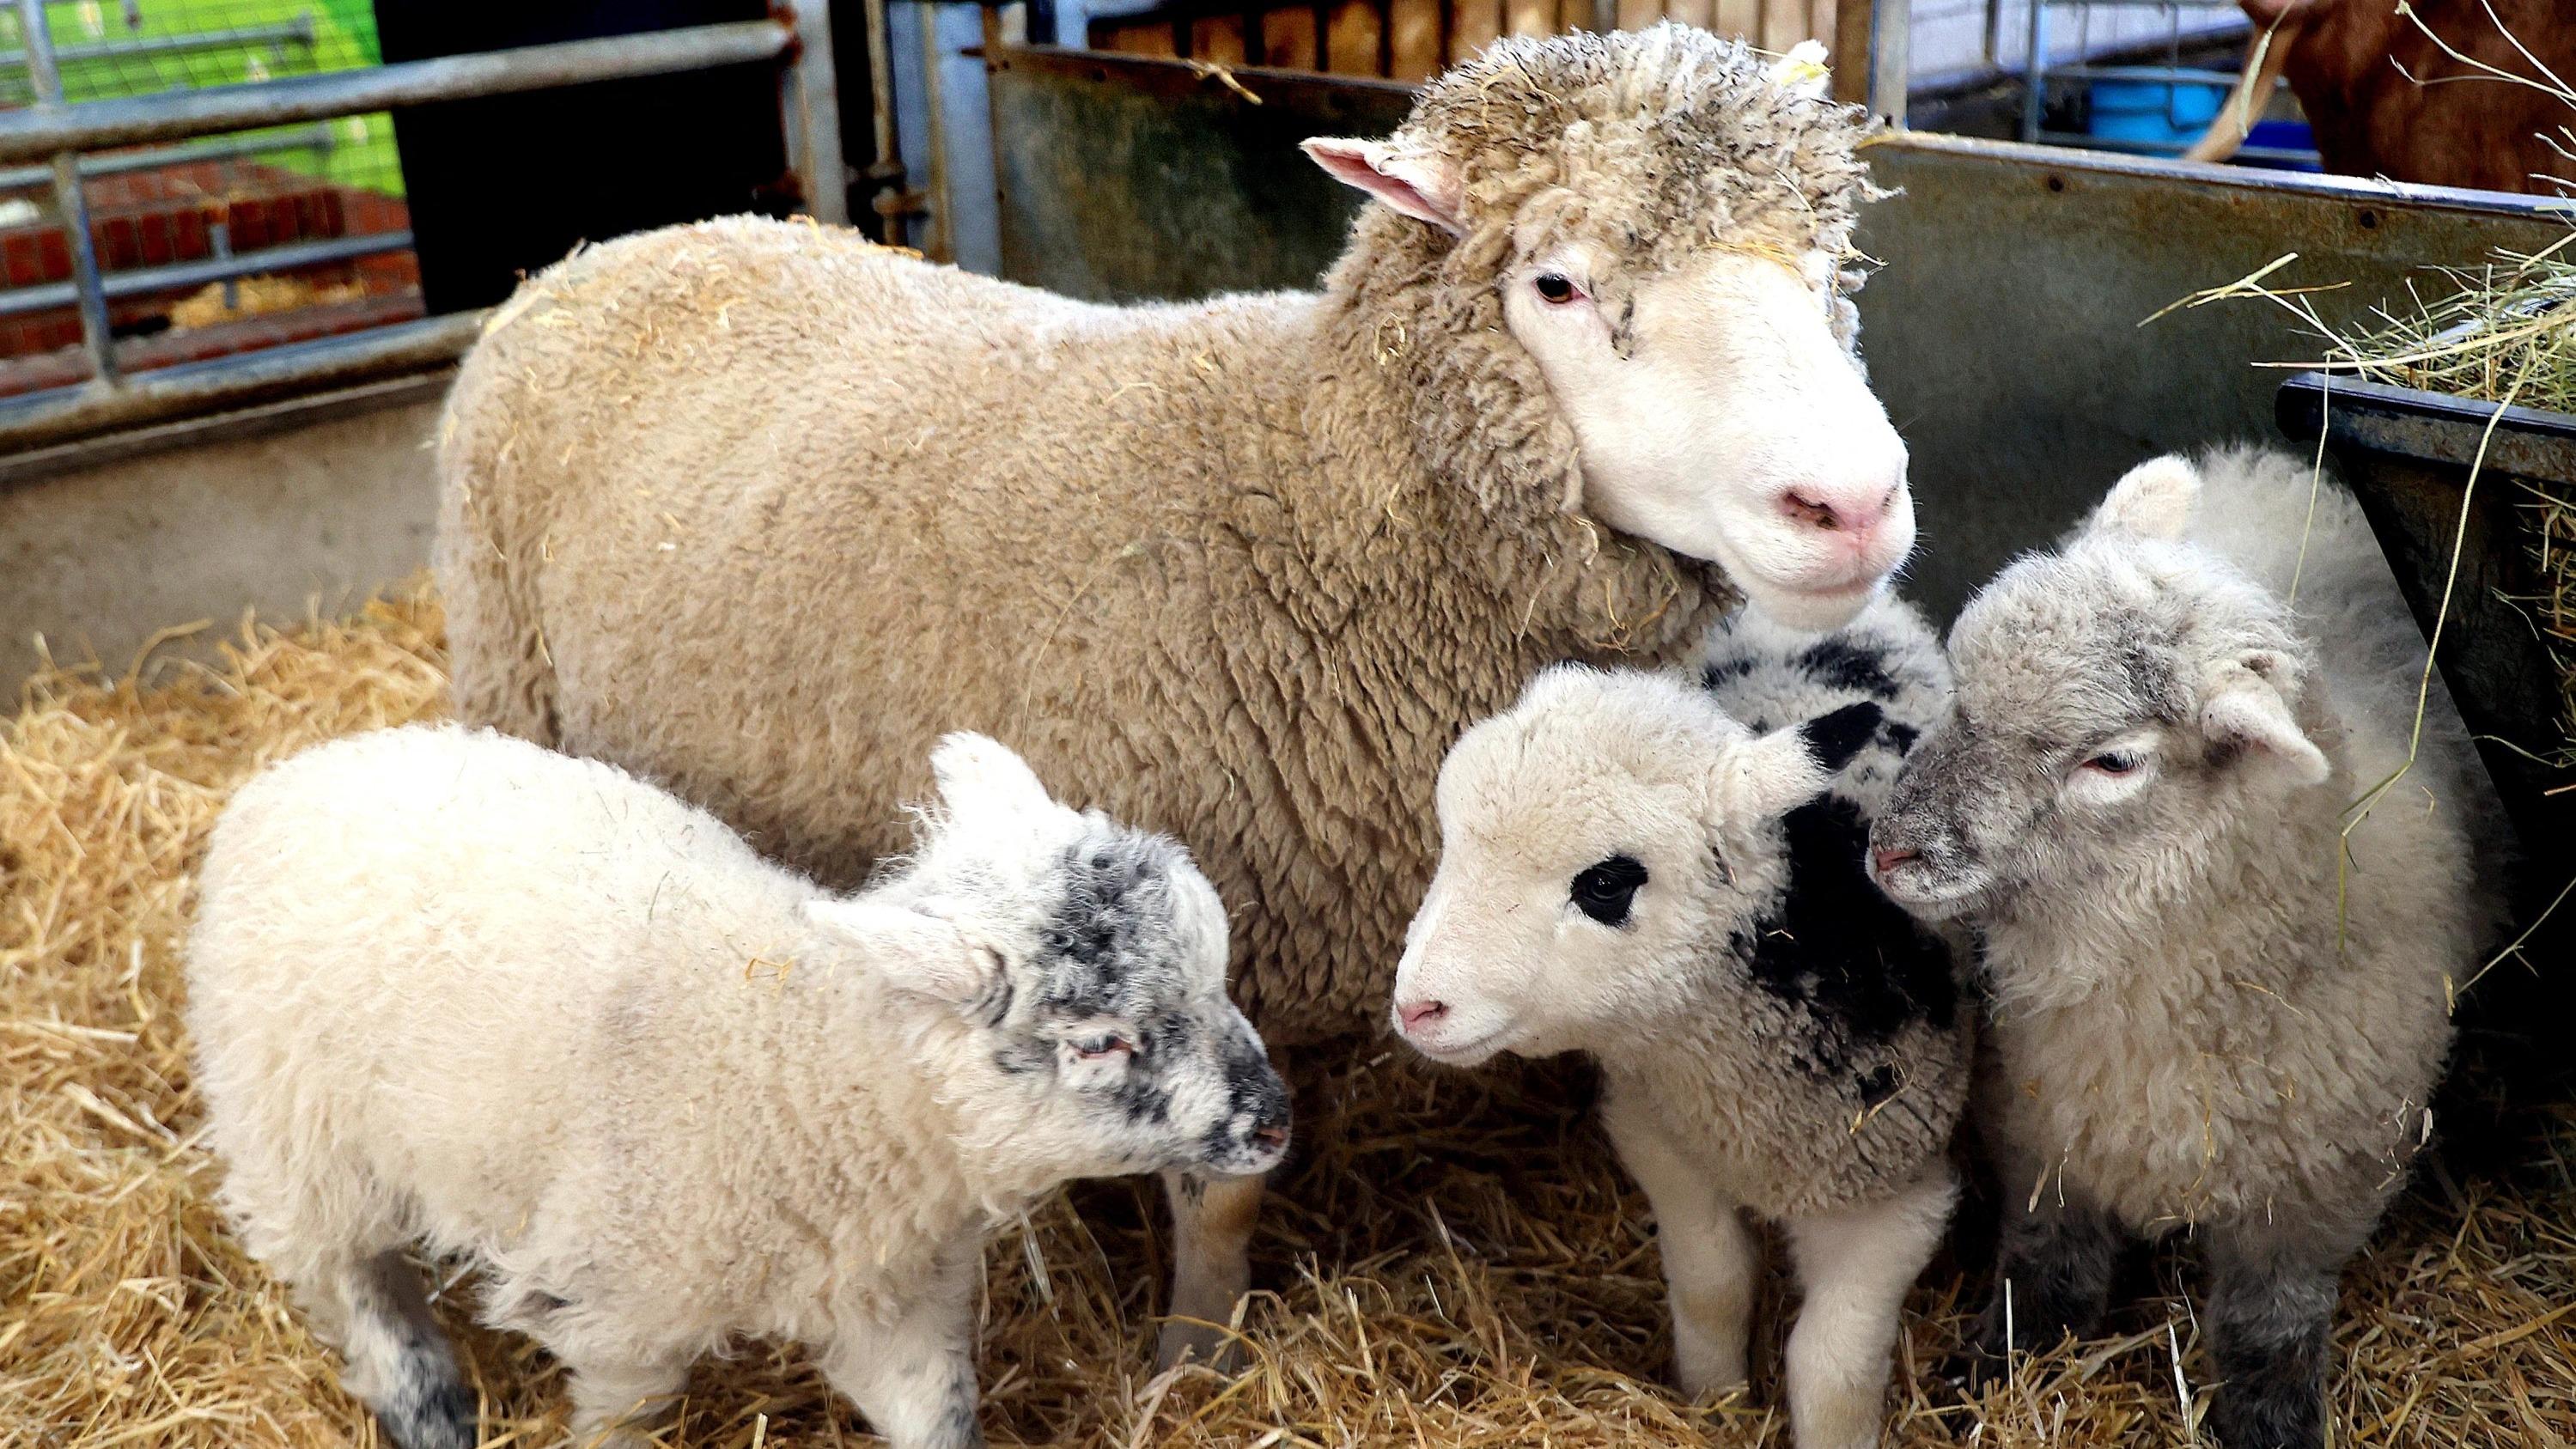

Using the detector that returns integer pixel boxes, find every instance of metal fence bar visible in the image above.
[0,15,314,71]
[0,307,484,452]
[0,19,794,164]
[776,0,850,223]
[0,229,415,318]
[0,123,336,192]
[13,0,115,385]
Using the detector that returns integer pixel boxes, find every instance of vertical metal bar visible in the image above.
[2020,0,2047,142]
[860,0,905,247]
[1865,0,1906,124]
[776,0,850,225]
[917,2,953,260]
[1590,0,1616,32]
[15,0,116,386]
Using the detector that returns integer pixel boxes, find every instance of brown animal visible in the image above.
[2188,0,2570,193]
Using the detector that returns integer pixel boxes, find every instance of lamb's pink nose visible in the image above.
[1397,998,1447,1033]
[1873,848,1920,876]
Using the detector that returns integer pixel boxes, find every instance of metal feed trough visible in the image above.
[0,0,845,455]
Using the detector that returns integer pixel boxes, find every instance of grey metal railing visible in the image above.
[0,14,315,75]
[0,0,847,454]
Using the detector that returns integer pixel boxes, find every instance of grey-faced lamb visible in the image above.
[432,26,1914,1367]
[1390,594,1969,1449]
[187,727,1289,1449]
[1868,448,2503,1449]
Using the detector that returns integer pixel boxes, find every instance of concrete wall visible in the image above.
[0,395,443,694]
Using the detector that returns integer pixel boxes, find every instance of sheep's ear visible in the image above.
[1301,137,1465,235]
[2200,652,2329,786]
[1713,703,1881,819]
[2089,455,2201,540]
[929,732,1057,825]
[804,898,1003,1007]
[1767,40,1833,100]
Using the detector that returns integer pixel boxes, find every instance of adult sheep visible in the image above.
[435,24,1916,1370]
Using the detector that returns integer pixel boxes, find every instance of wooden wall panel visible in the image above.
[1092,0,1838,77]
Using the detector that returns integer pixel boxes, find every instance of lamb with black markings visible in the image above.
[1390,594,1969,1449]
[188,727,1290,1449]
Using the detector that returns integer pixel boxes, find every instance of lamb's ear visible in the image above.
[2200,651,2329,786]
[805,898,1004,1007]
[1713,703,1882,819]
[929,731,1057,825]
[1767,40,1833,100]
[2088,455,2201,540]
[1301,137,1465,235]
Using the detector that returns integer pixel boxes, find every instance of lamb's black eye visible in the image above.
[2082,750,2140,776]
[1570,855,1648,926]
[1533,271,1580,305]
[1072,1034,1133,1061]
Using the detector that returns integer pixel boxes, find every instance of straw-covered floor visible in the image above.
[5,590,2573,1448]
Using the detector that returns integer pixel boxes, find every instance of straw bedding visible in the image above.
[4,587,2573,1448]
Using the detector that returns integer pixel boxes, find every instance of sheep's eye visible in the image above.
[1533,271,1582,305]
[1072,1034,1133,1061]
[1569,855,1648,927]
[2082,750,2141,776]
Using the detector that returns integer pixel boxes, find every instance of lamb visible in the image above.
[1388,594,1970,1449]
[433,24,1917,1367]
[1867,448,2503,1449]
[186,727,1291,1449]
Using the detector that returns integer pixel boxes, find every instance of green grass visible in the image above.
[3,1,404,196]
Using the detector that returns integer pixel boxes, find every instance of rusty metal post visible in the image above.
[14,0,118,386]
[777,0,852,223]
[1832,0,1871,103]
[861,0,910,246]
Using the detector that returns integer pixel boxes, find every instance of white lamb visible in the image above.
[1869,448,2504,1449]
[1390,595,1970,1449]
[187,727,1290,1449]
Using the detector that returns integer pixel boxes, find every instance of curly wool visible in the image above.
[1335,25,1883,512]
[434,28,1878,1046]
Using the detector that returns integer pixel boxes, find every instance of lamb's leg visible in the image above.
[1154,1163,1271,1371]
[1781,1167,1958,1449]
[1599,1093,1757,1397]
[557,1351,689,1449]
[2201,1224,2347,1449]
[1969,1174,2124,1380]
[329,1251,477,1449]
[819,1261,985,1449]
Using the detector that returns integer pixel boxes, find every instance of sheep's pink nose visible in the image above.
[1873,848,1919,876]
[1397,998,1447,1032]
[1779,479,1900,539]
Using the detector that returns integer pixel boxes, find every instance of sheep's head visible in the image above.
[1390,664,1884,1064]
[1871,456,2335,933]
[1306,27,1911,629]
[808,733,1290,1179]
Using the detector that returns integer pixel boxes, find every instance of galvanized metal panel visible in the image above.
[1851,133,2569,613]
[990,47,1410,301]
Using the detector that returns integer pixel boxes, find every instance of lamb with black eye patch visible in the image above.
[1391,591,1970,1449]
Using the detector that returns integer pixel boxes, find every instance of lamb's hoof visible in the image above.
[1154,1318,1244,1375]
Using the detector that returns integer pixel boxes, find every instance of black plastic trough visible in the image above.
[2277,371,2575,1084]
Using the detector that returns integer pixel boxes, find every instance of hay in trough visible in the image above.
[4,588,2574,1447]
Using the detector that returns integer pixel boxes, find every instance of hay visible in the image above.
[5,588,2573,1447]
